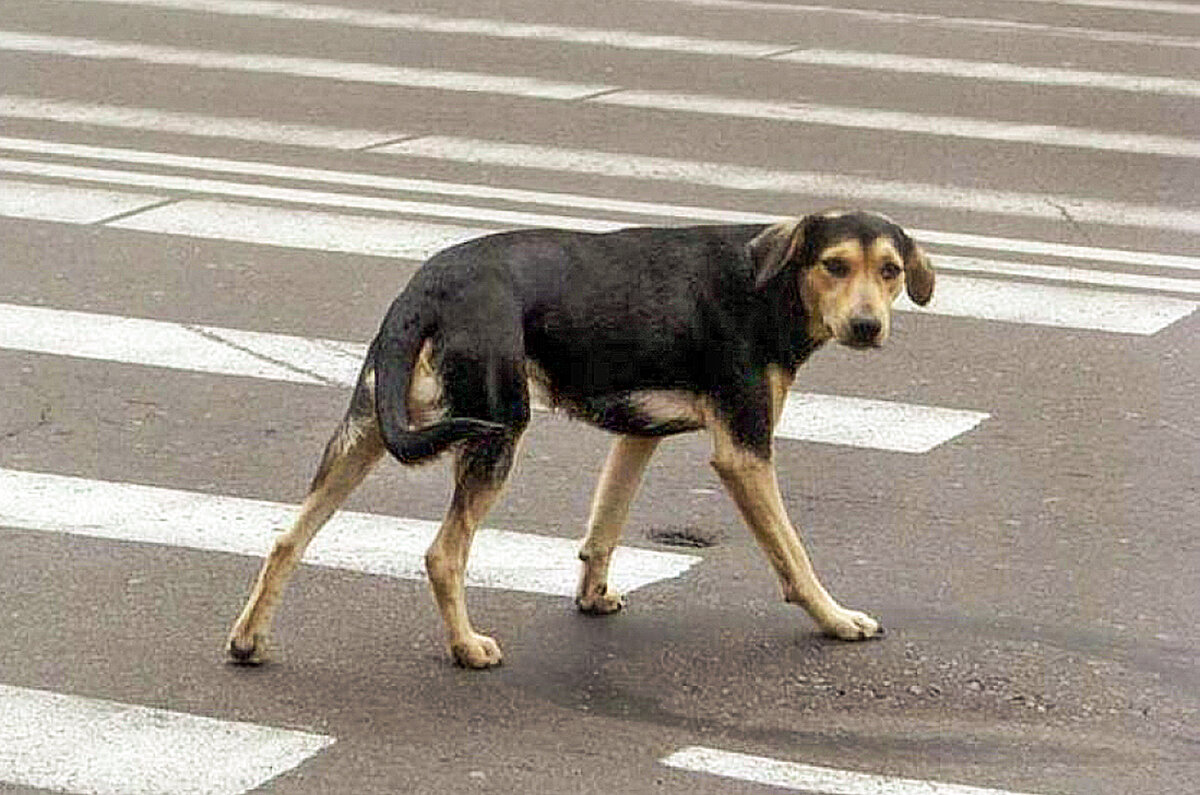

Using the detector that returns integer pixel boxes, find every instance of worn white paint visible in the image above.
[0,136,767,225]
[110,200,496,258]
[8,115,1200,240]
[2,32,1198,159]
[380,135,1200,236]
[0,94,397,148]
[641,0,1200,51]
[0,178,164,223]
[774,49,1200,97]
[0,31,614,100]
[0,156,625,232]
[0,301,364,384]
[902,274,1196,334]
[0,468,699,598]
[49,0,786,58]
[51,0,1200,91]
[593,90,1200,159]
[934,254,1200,295]
[1,180,1194,333]
[662,746,1049,795]
[0,683,333,795]
[778,393,988,454]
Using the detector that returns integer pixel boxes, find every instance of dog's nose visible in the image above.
[848,316,882,345]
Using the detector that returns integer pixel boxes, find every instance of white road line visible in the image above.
[0,683,333,795]
[643,0,1200,51]
[1,182,1194,333]
[0,94,397,149]
[112,199,497,258]
[3,32,1199,159]
[777,394,987,454]
[380,135,1200,236]
[593,90,1200,159]
[51,0,786,58]
[662,746,1048,795]
[69,0,1200,52]
[1003,0,1200,15]
[51,0,1200,97]
[773,49,1200,98]
[906,230,1200,273]
[0,302,989,452]
[896,274,1196,334]
[0,468,700,598]
[0,31,614,100]
[0,135,771,225]
[0,301,366,385]
[5,133,1200,268]
[0,178,164,223]
[935,254,1200,295]
[0,156,628,232]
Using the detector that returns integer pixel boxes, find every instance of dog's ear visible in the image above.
[748,219,805,290]
[902,241,934,306]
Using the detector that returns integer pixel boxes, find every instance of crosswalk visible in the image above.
[1,0,1197,791]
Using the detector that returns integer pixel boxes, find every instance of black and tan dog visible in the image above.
[227,210,934,668]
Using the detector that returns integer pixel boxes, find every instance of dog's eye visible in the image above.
[822,258,850,277]
[880,261,902,280]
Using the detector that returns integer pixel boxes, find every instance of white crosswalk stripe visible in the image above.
[661,746,1050,795]
[1,175,1194,333]
[3,32,1198,158]
[0,684,334,795]
[0,467,701,598]
[47,0,1200,97]
[0,302,990,452]
[645,0,1200,48]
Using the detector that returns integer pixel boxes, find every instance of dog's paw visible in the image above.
[821,608,883,641]
[450,633,504,669]
[575,584,626,615]
[227,631,270,665]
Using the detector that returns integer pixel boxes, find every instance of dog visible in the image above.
[227,210,934,668]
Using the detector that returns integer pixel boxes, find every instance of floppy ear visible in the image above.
[747,219,804,290]
[904,242,935,306]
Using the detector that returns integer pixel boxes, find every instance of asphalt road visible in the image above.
[0,0,1197,793]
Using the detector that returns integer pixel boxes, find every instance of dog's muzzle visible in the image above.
[844,315,883,348]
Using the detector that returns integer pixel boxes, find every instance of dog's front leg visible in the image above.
[577,435,660,614]
[709,429,881,640]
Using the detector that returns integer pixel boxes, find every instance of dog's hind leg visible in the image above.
[227,403,385,664]
[576,435,659,614]
[426,434,521,668]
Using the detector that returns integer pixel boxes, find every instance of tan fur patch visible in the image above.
[406,340,445,428]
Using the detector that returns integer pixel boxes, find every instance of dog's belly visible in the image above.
[526,363,705,436]
[566,391,706,436]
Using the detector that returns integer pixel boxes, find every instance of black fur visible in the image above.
[369,215,915,466]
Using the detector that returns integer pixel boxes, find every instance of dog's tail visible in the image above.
[372,314,506,465]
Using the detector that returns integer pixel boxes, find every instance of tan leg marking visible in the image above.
[425,450,519,668]
[576,435,660,614]
[766,364,796,429]
[707,421,881,640]
[227,412,385,664]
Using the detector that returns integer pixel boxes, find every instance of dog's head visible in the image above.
[748,210,934,349]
